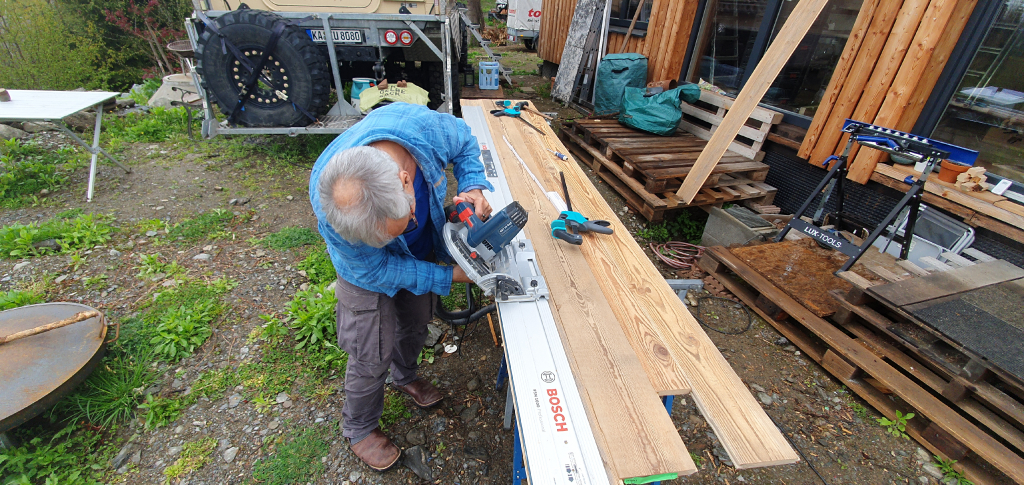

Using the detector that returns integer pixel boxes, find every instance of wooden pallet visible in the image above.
[560,120,777,222]
[699,245,1024,485]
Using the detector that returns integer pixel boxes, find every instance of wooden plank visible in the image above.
[848,0,963,183]
[863,263,907,282]
[962,248,995,262]
[562,129,668,209]
[867,260,1024,307]
[472,101,697,479]
[941,252,975,268]
[707,246,1024,483]
[677,120,765,160]
[479,100,799,468]
[804,0,905,166]
[898,259,932,276]
[679,104,770,142]
[837,271,876,290]
[798,0,881,159]
[920,256,954,272]
[676,0,830,203]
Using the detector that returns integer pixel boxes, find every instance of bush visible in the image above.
[636,209,707,244]
[166,209,237,242]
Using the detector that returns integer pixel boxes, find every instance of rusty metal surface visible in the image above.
[0,303,105,433]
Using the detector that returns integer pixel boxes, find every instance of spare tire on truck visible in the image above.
[195,9,331,127]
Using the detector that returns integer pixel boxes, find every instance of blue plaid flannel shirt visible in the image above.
[309,103,494,297]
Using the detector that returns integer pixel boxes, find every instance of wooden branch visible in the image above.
[676,0,831,203]
[618,0,647,53]
[0,310,100,345]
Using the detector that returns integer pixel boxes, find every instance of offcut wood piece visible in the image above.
[617,0,647,53]
[801,0,904,165]
[676,0,830,203]
[847,0,966,184]
[468,100,697,480]
[469,99,799,470]
[704,246,1024,484]
[552,0,603,102]
[867,260,1024,307]
[797,0,880,159]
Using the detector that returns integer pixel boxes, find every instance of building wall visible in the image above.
[538,0,701,82]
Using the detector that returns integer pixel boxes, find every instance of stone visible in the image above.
[268,420,280,430]
[174,425,184,434]
[468,431,481,439]
[915,447,931,464]
[757,392,773,406]
[774,337,790,346]
[0,124,28,140]
[146,230,158,237]
[168,445,183,457]
[21,122,57,133]
[130,450,141,465]
[171,379,183,389]
[922,463,944,480]
[214,186,224,191]
[461,402,481,423]
[275,392,289,403]
[12,262,30,272]
[282,400,293,409]
[286,195,294,201]
[63,111,96,132]
[467,377,480,392]
[425,323,444,347]
[349,471,362,482]
[228,393,243,408]
[116,98,136,109]
[222,446,239,463]
[299,283,309,291]
[403,446,432,481]
[431,416,447,434]
[55,275,69,284]
[109,249,121,257]
[110,443,135,469]
[406,429,426,446]
[918,477,930,485]
[749,383,766,393]
[192,253,211,261]
[219,439,230,451]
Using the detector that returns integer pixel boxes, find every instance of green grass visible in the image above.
[0,423,120,484]
[0,138,79,208]
[258,226,320,250]
[52,354,157,429]
[105,106,194,144]
[163,437,218,483]
[297,243,335,285]
[216,134,333,167]
[0,212,115,258]
[167,209,237,243]
[251,427,332,484]
[0,289,44,310]
[380,390,411,430]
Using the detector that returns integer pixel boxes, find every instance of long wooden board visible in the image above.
[465,101,696,480]
[676,0,830,203]
[467,99,799,469]
[867,260,1024,307]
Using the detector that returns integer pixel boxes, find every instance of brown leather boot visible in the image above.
[350,429,400,471]
[393,378,443,408]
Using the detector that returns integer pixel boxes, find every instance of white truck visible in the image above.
[184,0,469,135]
[505,0,541,51]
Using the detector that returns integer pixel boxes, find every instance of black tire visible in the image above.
[422,61,461,113]
[523,38,536,51]
[195,9,331,127]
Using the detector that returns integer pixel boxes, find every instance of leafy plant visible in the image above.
[129,77,163,105]
[283,282,337,352]
[54,355,156,428]
[0,139,74,207]
[0,289,44,310]
[83,273,108,289]
[163,437,217,483]
[297,243,335,285]
[435,440,447,456]
[417,347,435,365]
[150,299,218,362]
[259,226,320,250]
[136,252,185,278]
[0,423,118,485]
[138,394,183,429]
[850,402,869,419]
[637,209,707,244]
[0,213,114,258]
[251,427,331,484]
[690,451,704,468]
[934,456,973,485]
[877,410,914,439]
[167,209,236,243]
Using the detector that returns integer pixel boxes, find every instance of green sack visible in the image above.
[594,53,648,116]
[618,84,702,136]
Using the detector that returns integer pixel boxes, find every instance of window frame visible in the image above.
[608,0,651,31]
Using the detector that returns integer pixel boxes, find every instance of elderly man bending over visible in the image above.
[309,102,493,471]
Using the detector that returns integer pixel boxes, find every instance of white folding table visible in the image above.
[0,90,132,201]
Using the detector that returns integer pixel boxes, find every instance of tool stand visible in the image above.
[775,120,977,274]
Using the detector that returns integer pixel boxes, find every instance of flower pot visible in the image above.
[938,160,970,183]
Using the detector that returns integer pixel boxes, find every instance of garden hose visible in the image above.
[649,241,705,270]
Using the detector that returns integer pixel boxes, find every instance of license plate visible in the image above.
[307,29,362,44]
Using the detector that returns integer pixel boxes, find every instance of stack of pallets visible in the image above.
[699,242,1024,485]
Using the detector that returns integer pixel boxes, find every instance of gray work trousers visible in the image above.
[334,276,434,441]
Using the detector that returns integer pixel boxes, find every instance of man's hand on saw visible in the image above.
[452,265,474,284]
[456,190,492,219]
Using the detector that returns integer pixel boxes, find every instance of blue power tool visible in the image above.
[442,197,529,297]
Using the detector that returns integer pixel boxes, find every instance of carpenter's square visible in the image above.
[550,172,613,245]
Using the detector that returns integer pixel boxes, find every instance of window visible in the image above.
[686,0,864,124]
[609,0,653,30]
[930,0,1024,183]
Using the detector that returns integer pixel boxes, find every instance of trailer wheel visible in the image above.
[523,38,536,51]
[195,9,331,127]
[422,61,461,113]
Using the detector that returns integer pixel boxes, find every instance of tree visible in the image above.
[0,0,106,90]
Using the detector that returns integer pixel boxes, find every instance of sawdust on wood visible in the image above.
[730,239,880,317]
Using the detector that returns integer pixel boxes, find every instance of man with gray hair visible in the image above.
[309,102,493,471]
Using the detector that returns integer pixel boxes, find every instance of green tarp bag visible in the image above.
[594,53,648,116]
[618,84,702,136]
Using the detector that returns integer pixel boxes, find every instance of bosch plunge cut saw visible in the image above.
[443,197,547,301]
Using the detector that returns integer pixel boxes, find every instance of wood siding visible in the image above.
[539,0,701,82]
[798,0,979,184]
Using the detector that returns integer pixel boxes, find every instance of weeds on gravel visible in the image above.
[851,402,870,419]
[163,437,217,484]
[0,288,44,310]
[0,213,114,258]
[934,456,973,485]
[136,252,185,278]
[877,410,914,439]
[105,106,193,144]
[636,209,707,244]
[0,138,77,208]
[258,226,320,250]
[297,242,335,285]
[217,134,333,167]
[380,391,411,430]
[250,427,331,484]
[138,394,183,429]
[150,299,218,362]
[167,209,236,243]
[283,282,339,352]
[0,422,119,485]
[53,355,156,428]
